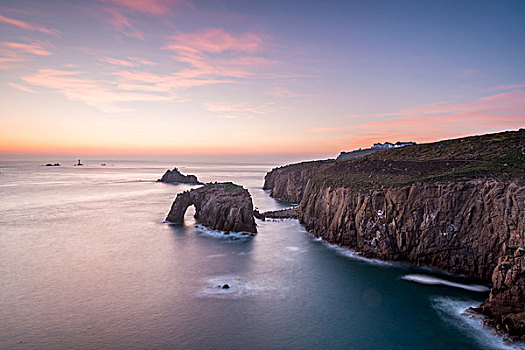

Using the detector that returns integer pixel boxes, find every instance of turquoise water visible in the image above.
[0,160,518,349]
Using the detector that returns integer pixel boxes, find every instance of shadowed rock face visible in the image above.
[158,167,202,184]
[299,179,525,280]
[479,252,525,340]
[165,182,256,234]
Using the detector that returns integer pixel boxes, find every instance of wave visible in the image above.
[286,246,302,252]
[402,274,490,292]
[195,224,256,240]
[433,297,523,350]
[303,229,393,266]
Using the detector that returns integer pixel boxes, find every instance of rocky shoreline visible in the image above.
[262,129,525,341]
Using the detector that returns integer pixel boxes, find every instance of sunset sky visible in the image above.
[1,0,524,160]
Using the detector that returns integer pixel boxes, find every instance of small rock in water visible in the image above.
[222,284,230,289]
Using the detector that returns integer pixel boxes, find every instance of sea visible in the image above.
[0,160,521,350]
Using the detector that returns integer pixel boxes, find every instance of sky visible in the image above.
[0,0,524,161]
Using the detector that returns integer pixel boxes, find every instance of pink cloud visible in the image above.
[99,0,188,15]
[127,56,156,66]
[98,56,157,68]
[2,42,52,56]
[317,90,525,150]
[485,84,525,92]
[99,0,188,39]
[104,7,144,40]
[8,82,34,93]
[100,56,136,67]
[163,28,271,80]
[165,28,263,54]
[114,69,229,91]
[0,14,58,35]
[0,48,26,68]
[265,87,305,98]
[22,69,173,113]
[202,101,272,116]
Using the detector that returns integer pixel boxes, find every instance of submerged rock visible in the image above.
[165,182,257,234]
[222,284,230,289]
[158,167,202,184]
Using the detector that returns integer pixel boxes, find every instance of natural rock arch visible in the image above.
[165,182,257,234]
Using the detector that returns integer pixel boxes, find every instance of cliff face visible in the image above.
[480,253,525,340]
[299,179,524,280]
[159,167,202,184]
[263,160,333,203]
[166,182,256,233]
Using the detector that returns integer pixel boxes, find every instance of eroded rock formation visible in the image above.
[158,167,202,184]
[166,182,256,234]
[253,207,298,221]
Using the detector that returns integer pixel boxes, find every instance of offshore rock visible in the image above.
[158,167,202,184]
[166,182,256,234]
[253,207,298,221]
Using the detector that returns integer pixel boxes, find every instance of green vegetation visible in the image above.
[309,129,525,191]
[203,182,244,192]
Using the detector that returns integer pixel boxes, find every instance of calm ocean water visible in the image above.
[0,160,518,349]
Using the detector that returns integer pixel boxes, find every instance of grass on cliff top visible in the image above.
[271,159,335,172]
[311,129,525,191]
[369,129,525,162]
[203,182,244,192]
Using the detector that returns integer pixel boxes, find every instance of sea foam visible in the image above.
[195,224,256,240]
[303,228,393,266]
[402,274,490,292]
[196,275,276,299]
[433,297,523,350]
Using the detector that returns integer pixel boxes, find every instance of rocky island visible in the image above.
[158,167,203,184]
[263,129,525,340]
[166,182,257,234]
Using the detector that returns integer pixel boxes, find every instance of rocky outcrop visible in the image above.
[158,167,202,184]
[254,207,298,220]
[263,160,334,203]
[166,182,256,234]
[478,251,525,340]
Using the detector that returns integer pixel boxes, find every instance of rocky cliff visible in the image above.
[263,160,334,203]
[158,167,202,184]
[478,251,525,340]
[166,182,256,234]
[299,178,524,280]
[263,129,525,340]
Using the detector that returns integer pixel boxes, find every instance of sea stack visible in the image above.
[158,167,202,184]
[165,182,257,234]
